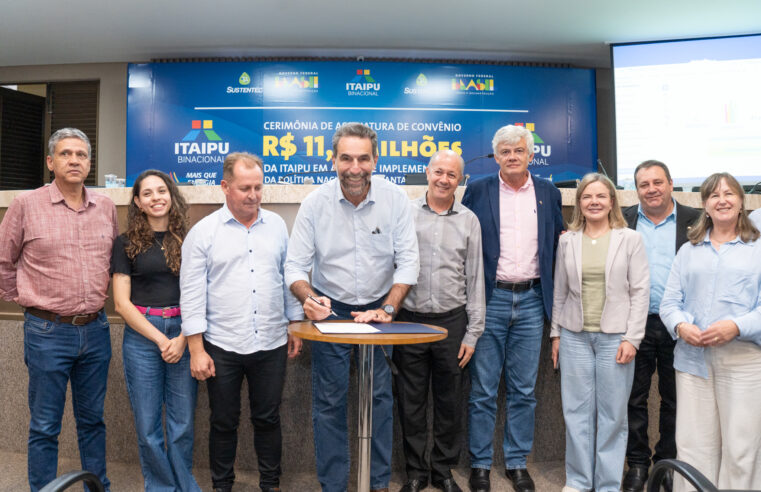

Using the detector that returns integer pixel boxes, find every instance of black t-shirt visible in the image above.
[111,231,181,307]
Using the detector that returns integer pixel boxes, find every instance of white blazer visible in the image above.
[550,227,650,349]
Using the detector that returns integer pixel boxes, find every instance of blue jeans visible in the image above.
[23,310,111,492]
[560,329,635,492]
[311,295,392,492]
[123,314,200,492]
[468,285,544,469]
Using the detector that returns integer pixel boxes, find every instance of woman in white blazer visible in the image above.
[550,173,650,492]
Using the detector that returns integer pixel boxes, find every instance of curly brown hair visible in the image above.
[125,170,188,274]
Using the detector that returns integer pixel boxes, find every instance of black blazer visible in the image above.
[622,201,701,252]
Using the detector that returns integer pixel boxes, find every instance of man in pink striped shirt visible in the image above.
[0,128,118,491]
[462,125,564,492]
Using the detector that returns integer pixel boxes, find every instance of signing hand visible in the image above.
[161,336,186,364]
[352,308,392,323]
[458,343,475,368]
[190,350,216,381]
[551,337,560,370]
[700,319,739,347]
[616,340,637,364]
[303,295,332,321]
[677,322,703,347]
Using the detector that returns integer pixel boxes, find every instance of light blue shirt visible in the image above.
[750,208,761,229]
[180,204,302,354]
[660,232,761,378]
[636,201,677,313]
[285,175,419,305]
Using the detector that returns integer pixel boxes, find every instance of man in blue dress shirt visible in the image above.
[181,152,304,492]
[285,122,419,492]
[621,160,700,492]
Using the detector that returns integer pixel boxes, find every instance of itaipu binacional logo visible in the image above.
[514,122,552,164]
[173,120,229,166]
[451,73,495,94]
[346,69,380,96]
[227,71,262,94]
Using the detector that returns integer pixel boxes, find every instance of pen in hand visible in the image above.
[307,294,338,318]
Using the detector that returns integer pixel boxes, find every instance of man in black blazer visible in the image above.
[621,160,700,492]
[462,125,564,492]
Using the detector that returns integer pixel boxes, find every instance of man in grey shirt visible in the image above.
[394,150,486,492]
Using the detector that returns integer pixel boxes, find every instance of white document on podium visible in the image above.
[314,322,380,334]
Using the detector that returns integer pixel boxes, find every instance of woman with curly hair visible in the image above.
[111,170,201,491]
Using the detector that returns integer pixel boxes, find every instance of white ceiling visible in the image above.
[1,0,759,68]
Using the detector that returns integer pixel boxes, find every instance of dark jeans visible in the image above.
[204,340,287,490]
[626,314,677,467]
[23,310,111,492]
[311,292,393,492]
[393,306,468,483]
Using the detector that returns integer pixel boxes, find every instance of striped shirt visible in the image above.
[0,182,118,315]
[402,196,486,347]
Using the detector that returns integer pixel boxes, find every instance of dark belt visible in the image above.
[496,278,541,292]
[401,304,466,320]
[25,307,101,326]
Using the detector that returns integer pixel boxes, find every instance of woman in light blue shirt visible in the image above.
[660,172,761,491]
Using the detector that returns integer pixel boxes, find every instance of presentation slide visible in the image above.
[613,35,761,189]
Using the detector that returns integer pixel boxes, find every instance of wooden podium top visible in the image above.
[288,320,447,345]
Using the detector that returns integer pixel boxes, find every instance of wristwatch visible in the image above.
[381,304,396,319]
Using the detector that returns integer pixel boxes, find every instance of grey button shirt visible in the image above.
[403,195,486,347]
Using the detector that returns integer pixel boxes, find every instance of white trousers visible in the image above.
[674,340,761,492]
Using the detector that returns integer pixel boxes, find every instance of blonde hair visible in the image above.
[222,152,263,181]
[567,173,626,231]
[687,172,759,245]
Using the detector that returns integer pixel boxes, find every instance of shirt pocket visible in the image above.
[369,232,393,257]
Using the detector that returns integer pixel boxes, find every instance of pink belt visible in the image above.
[135,305,181,318]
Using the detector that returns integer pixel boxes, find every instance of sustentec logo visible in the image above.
[346,69,380,96]
[514,122,552,164]
[451,73,494,93]
[227,71,263,94]
[274,71,319,90]
[404,72,431,95]
[174,120,229,165]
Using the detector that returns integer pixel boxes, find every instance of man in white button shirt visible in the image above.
[285,123,419,492]
[181,152,303,492]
